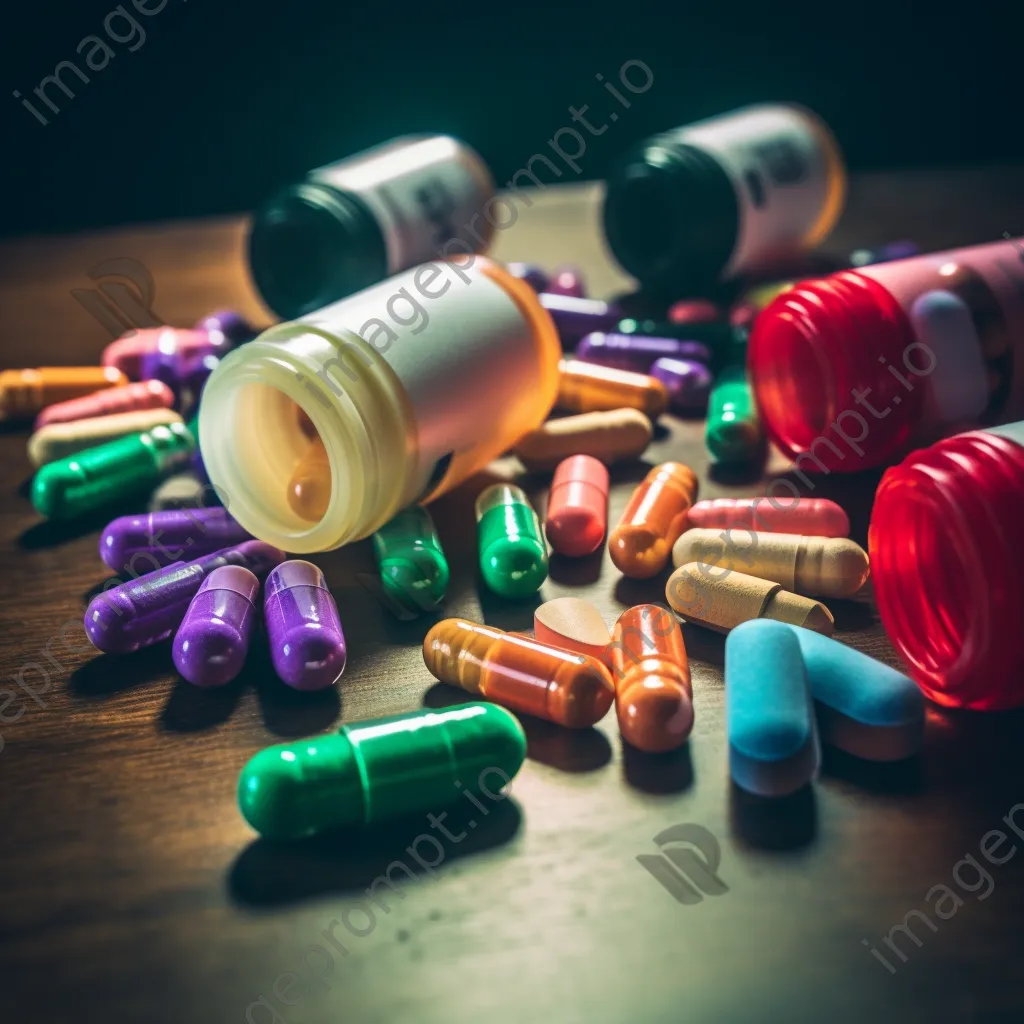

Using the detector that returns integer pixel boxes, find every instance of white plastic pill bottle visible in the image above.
[199,257,561,553]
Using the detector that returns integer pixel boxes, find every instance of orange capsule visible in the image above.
[609,461,698,578]
[423,618,615,728]
[0,367,128,422]
[557,359,668,418]
[288,437,331,521]
[609,604,693,752]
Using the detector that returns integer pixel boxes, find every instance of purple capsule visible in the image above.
[139,330,229,404]
[538,294,622,347]
[264,560,346,690]
[576,332,712,373]
[172,565,259,686]
[545,266,586,299]
[506,262,549,292]
[99,506,253,571]
[85,540,284,653]
[179,352,219,417]
[194,309,257,348]
[191,444,209,483]
[650,357,714,412]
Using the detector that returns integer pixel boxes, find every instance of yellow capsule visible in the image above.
[671,528,869,599]
[423,618,614,728]
[0,367,128,422]
[514,408,652,473]
[556,359,668,418]
[666,562,835,635]
[27,408,184,467]
[288,437,331,521]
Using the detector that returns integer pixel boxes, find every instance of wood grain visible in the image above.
[2,173,1024,1024]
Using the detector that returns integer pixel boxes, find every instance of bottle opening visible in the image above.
[609,169,678,269]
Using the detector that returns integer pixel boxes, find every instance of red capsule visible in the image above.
[34,380,176,429]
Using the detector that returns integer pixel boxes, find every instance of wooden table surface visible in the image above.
[2,172,1024,1024]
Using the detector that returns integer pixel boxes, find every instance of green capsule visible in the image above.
[238,702,527,840]
[372,506,450,615]
[706,366,764,465]
[31,420,195,519]
[475,483,548,599]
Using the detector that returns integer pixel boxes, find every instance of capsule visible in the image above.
[99,506,252,571]
[172,565,259,687]
[33,380,176,429]
[666,563,835,636]
[194,309,258,347]
[0,366,128,422]
[265,560,347,690]
[726,620,819,798]
[538,294,622,346]
[84,540,284,653]
[609,604,693,753]
[545,266,586,299]
[706,366,764,464]
[576,332,712,373]
[667,299,723,326]
[288,437,331,521]
[533,597,611,664]
[423,619,614,728]
[31,420,196,520]
[616,317,735,353]
[514,408,652,472]
[372,506,450,614]
[609,462,698,579]
[557,359,668,418]
[545,454,608,557]
[102,327,224,381]
[238,702,527,840]
[687,497,850,538]
[506,263,549,292]
[649,357,713,412]
[178,353,220,417]
[476,484,547,598]
[27,408,183,468]
[149,472,220,511]
[848,241,919,267]
[672,528,870,599]
[139,329,220,397]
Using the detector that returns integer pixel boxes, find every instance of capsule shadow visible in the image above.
[820,745,924,795]
[827,597,878,632]
[729,781,817,851]
[707,456,767,487]
[160,674,246,732]
[521,715,612,773]
[622,741,694,794]
[678,621,726,669]
[475,580,541,633]
[68,641,174,698]
[228,797,522,908]
[547,549,604,587]
[613,573,672,612]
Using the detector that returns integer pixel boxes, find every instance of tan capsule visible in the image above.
[556,359,668,418]
[27,408,184,467]
[513,408,652,472]
[666,562,835,635]
[288,437,332,521]
[0,367,128,421]
[671,528,869,599]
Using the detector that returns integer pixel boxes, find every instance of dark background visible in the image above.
[2,0,1022,240]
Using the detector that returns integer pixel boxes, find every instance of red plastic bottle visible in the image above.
[869,422,1024,710]
[749,237,1024,472]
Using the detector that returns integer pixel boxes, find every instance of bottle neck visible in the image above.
[198,327,414,553]
[869,428,1024,709]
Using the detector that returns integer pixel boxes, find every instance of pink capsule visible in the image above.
[687,497,850,538]
[34,380,176,429]
[546,266,586,299]
[101,328,214,381]
[667,299,722,325]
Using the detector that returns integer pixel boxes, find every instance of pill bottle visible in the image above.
[869,421,1024,710]
[602,104,845,293]
[199,257,560,553]
[749,237,1024,471]
[249,135,496,318]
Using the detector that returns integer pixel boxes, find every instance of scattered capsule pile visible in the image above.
[7,259,928,843]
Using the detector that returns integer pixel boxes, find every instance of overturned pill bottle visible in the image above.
[199,256,561,553]
[249,135,495,318]
[869,421,1024,710]
[602,104,845,293]
[749,237,1024,471]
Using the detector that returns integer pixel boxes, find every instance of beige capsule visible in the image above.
[27,408,184,467]
[513,408,652,473]
[671,527,869,599]
[666,562,834,635]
